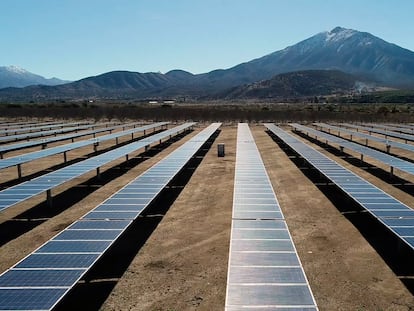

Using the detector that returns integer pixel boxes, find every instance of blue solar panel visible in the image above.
[54,229,123,240]
[0,269,84,287]
[392,227,414,236]
[0,288,68,310]
[93,204,146,212]
[83,211,138,220]
[37,240,111,253]
[68,220,131,230]
[16,253,99,269]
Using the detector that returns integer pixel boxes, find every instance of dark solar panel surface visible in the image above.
[225,123,317,310]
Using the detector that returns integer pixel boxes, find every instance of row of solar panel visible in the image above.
[0,122,143,155]
[314,123,414,154]
[0,120,65,132]
[337,123,414,143]
[225,123,317,310]
[0,123,221,311]
[0,120,51,127]
[0,122,107,144]
[361,123,414,135]
[0,121,93,136]
[386,123,414,130]
[0,123,195,212]
[265,124,414,252]
[0,122,169,172]
[290,123,414,177]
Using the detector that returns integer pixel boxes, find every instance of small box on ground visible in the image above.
[218,143,225,157]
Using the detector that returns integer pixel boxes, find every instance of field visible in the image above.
[1,119,414,310]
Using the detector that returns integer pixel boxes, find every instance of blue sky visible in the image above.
[1,0,413,81]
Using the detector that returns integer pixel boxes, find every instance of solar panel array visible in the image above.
[0,122,221,311]
[0,121,92,136]
[385,123,414,130]
[361,123,414,135]
[0,122,195,212]
[0,120,48,129]
[337,123,414,143]
[0,122,169,173]
[225,123,317,310]
[314,123,414,153]
[0,121,63,132]
[265,123,414,251]
[0,123,104,144]
[290,123,414,177]
[0,122,143,156]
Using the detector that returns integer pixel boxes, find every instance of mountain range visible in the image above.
[0,66,69,89]
[1,26,414,101]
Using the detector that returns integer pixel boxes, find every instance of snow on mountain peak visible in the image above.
[5,65,29,74]
[325,27,357,42]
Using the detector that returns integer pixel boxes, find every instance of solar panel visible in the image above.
[0,122,194,212]
[314,122,414,154]
[0,122,169,176]
[265,123,414,255]
[0,121,93,137]
[0,122,221,311]
[337,123,414,143]
[225,123,317,311]
[290,123,414,177]
[0,121,64,132]
[385,123,414,131]
[361,123,414,135]
[0,123,105,144]
[0,122,143,157]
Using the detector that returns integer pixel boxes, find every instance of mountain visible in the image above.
[1,26,414,101]
[195,26,414,89]
[218,70,361,99]
[0,66,69,88]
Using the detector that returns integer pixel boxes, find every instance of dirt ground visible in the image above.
[0,121,414,310]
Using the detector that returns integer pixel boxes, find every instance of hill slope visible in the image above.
[0,66,69,88]
[219,70,360,99]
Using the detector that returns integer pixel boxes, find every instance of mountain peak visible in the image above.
[2,65,29,75]
[325,26,357,42]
